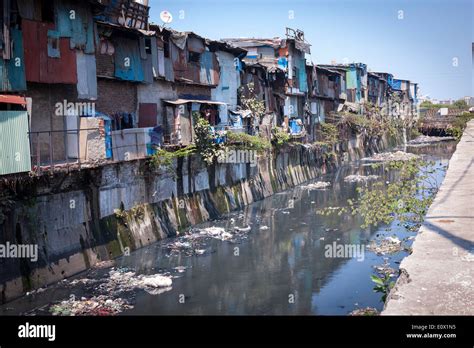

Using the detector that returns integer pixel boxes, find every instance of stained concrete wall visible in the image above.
[0,130,401,303]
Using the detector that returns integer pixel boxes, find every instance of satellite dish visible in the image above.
[160,11,173,24]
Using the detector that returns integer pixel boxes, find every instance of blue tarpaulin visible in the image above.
[211,127,226,144]
[114,37,145,82]
[277,57,288,70]
[289,119,303,135]
[0,29,27,92]
[391,79,402,90]
[229,113,243,128]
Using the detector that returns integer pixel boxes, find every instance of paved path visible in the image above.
[383,120,474,315]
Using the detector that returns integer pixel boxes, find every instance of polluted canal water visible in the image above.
[0,141,457,316]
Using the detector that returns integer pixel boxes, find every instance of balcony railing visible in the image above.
[29,128,103,174]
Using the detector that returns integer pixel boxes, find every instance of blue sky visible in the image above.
[149,0,473,100]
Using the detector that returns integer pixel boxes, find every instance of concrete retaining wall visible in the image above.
[0,131,401,303]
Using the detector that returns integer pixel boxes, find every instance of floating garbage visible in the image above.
[367,236,402,255]
[92,260,116,269]
[407,135,455,146]
[234,226,251,233]
[200,227,225,236]
[349,307,379,316]
[362,151,419,162]
[93,269,174,296]
[26,287,47,296]
[44,268,175,316]
[164,224,254,256]
[344,175,379,183]
[141,274,173,288]
[259,226,269,231]
[200,227,234,241]
[302,181,331,190]
[50,296,133,316]
[173,266,188,273]
[373,260,397,278]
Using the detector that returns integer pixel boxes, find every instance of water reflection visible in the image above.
[0,141,456,315]
[121,142,455,315]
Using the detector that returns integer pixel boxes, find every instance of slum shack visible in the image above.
[162,99,227,146]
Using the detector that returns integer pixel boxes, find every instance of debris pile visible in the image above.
[164,225,253,256]
[373,260,397,278]
[349,307,379,316]
[407,135,455,146]
[367,236,403,255]
[344,175,379,183]
[301,181,331,190]
[97,270,173,296]
[199,227,234,241]
[67,268,174,297]
[362,151,419,162]
[50,296,132,316]
[43,268,175,316]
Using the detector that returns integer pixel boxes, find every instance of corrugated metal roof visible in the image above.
[229,109,252,118]
[316,66,342,75]
[163,99,227,105]
[221,38,282,48]
[96,20,156,36]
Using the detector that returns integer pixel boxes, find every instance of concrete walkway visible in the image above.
[383,120,474,315]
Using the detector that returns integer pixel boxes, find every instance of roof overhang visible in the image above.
[164,99,228,106]
[0,95,27,105]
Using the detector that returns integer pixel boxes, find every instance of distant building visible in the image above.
[464,96,474,106]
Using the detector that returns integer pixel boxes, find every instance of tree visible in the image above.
[452,99,468,109]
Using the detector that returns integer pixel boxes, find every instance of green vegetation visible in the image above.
[351,159,438,229]
[336,111,403,138]
[371,273,395,303]
[226,132,271,152]
[452,99,468,109]
[150,145,196,172]
[318,159,441,231]
[409,127,421,139]
[318,122,339,145]
[192,118,225,165]
[447,112,474,140]
[421,99,468,110]
[271,126,291,147]
[238,82,266,119]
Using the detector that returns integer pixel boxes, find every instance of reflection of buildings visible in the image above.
[121,143,454,315]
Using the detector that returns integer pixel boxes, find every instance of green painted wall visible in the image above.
[0,111,31,175]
